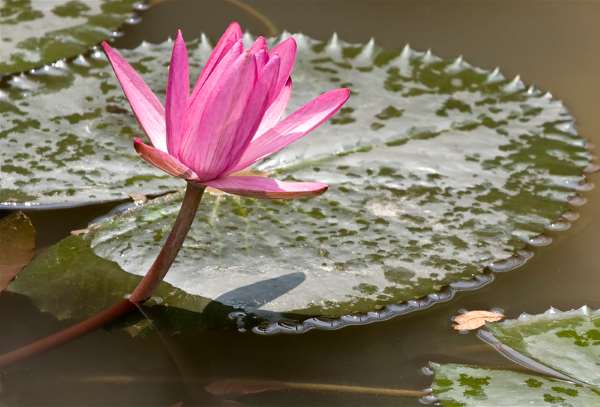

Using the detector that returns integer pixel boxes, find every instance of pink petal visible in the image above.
[254,49,269,73]
[249,36,267,54]
[165,30,190,156]
[229,88,351,173]
[101,42,166,151]
[204,176,327,199]
[133,138,197,179]
[180,52,256,180]
[270,38,297,100]
[254,78,292,139]
[224,55,280,171]
[190,22,242,104]
[186,39,243,126]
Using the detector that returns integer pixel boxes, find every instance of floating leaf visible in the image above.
[432,307,600,406]
[5,35,592,327]
[0,212,35,292]
[484,307,600,386]
[0,34,590,208]
[0,0,143,75]
[453,310,504,331]
[431,363,600,407]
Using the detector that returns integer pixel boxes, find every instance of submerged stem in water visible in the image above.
[0,183,205,369]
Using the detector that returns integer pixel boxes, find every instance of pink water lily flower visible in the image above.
[101,22,350,199]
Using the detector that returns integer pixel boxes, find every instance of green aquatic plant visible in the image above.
[0,22,348,367]
[430,307,600,406]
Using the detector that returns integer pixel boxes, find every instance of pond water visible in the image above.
[2,0,600,406]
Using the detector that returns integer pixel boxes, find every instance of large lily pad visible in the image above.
[5,34,593,326]
[431,307,600,406]
[0,34,591,208]
[0,0,143,76]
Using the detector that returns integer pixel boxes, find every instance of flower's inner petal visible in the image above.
[165,30,190,157]
[133,138,197,180]
[254,77,292,140]
[249,36,267,54]
[224,54,281,172]
[186,40,243,128]
[270,38,297,102]
[101,42,167,151]
[189,21,242,105]
[230,88,351,173]
[180,51,256,181]
[204,175,327,199]
[253,49,269,72]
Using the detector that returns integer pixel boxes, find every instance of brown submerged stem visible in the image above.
[206,378,428,399]
[0,183,205,369]
[281,381,427,398]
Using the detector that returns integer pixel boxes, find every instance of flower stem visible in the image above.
[0,183,205,369]
[130,183,205,302]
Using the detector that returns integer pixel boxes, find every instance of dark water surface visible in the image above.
[2,1,600,406]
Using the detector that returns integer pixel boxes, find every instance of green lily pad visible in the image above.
[484,307,600,387]
[0,34,591,208]
[431,307,600,406]
[5,34,593,327]
[0,0,143,76]
[431,363,600,407]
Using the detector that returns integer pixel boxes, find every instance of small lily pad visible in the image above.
[0,0,143,75]
[431,307,600,406]
[485,307,600,386]
[0,212,35,292]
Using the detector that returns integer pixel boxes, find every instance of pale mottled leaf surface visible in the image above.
[0,0,140,75]
[0,34,590,208]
